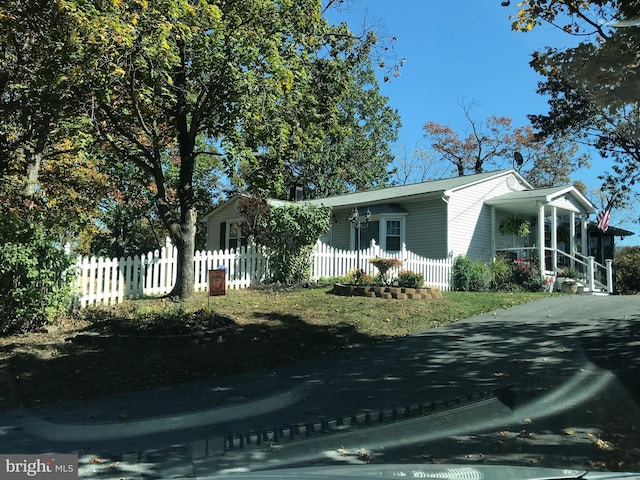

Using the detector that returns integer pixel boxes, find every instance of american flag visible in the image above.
[596,196,614,232]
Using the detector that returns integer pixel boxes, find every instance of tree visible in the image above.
[508,1,640,202]
[391,146,450,185]
[0,0,112,248]
[237,194,331,284]
[276,51,401,198]
[0,0,89,205]
[232,25,401,199]
[89,154,222,258]
[65,0,376,300]
[421,102,587,184]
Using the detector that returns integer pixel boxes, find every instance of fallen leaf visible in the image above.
[358,448,373,463]
[89,457,105,463]
[594,438,614,450]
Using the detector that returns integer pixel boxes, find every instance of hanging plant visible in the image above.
[499,214,531,237]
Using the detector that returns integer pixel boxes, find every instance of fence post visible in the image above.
[605,259,614,294]
[587,256,595,293]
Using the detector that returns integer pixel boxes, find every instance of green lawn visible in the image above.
[0,287,551,410]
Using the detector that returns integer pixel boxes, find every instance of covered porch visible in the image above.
[486,186,615,293]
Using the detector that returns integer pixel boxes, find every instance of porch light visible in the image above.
[349,207,372,270]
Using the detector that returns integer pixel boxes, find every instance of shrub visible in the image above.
[453,256,491,291]
[242,201,331,284]
[615,246,640,294]
[345,269,376,286]
[397,270,424,288]
[0,215,74,334]
[559,266,581,279]
[489,256,513,290]
[510,259,545,292]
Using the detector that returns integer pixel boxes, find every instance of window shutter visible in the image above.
[219,222,226,250]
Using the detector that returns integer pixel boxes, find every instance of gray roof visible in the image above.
[304,170,527,208]
[485,185,596,214]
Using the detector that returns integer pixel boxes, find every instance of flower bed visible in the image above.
[332,283,442,300]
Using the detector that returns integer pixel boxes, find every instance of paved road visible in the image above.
[1,295,640,478]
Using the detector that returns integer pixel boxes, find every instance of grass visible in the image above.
[0,286,549,410]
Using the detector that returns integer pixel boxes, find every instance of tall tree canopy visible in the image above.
[0,0,104,234]
[239,41,401,199]
[508,0,640,203]
[421,102,587,186]
[41,0,390,300]
[2,0,399,300]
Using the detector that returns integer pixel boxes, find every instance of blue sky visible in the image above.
[325,1,638,245]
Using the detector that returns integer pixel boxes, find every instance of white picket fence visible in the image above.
[71,238,453,308]
[311,241,454,292]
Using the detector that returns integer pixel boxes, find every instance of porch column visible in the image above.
[581,216,589,257]
[551,206,558,273]
[569,211,576,269]
[491,206,496,257]
[537,202,545,275]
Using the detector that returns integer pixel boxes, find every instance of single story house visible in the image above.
[202,169,632,291]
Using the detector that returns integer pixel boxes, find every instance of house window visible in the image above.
[385,220,401,252]
[350,216,405,252]
[358,220,379,250]
[228,222,247,250]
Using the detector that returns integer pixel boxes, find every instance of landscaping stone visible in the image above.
[331,283,441,301]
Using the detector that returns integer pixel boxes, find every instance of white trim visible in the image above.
[226,218,246,250]
[349,213,407,252]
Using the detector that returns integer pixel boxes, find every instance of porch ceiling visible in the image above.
[485,187,597,217]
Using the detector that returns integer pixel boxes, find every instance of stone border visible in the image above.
[332,283,442,300]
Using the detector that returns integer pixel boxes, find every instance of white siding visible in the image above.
[403,197,448,258]
[205,197,245,252]
[328,207,353,250]
[448,172,526,261]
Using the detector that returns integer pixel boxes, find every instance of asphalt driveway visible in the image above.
[2,294,640,478]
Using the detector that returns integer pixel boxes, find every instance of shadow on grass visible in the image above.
[2,296,640,472]
[0,306,385,411]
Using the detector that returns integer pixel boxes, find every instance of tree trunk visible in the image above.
[168,206,197,301]
[21,125,49,201]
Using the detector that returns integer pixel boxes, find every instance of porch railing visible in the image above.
[496,247,614,294]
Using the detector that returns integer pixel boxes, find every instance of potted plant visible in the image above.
[499,214,531,237]
[561,279,579,294]
[368,257,402,284]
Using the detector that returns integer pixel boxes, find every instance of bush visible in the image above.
[615,246,640,294]
[243,201,331,284]
[345,269,376,286]
[453,256,491,291]
[510,259,545,292]
[397,270,424,288]
[488,256,516,291]
[0,216,74,334]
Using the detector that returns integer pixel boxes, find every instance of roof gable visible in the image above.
[485,185,596,214]
[304,170,529,208]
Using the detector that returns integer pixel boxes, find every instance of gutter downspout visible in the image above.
[442,194,451,257]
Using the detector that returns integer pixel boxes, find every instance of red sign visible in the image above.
[208,269,226,296]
